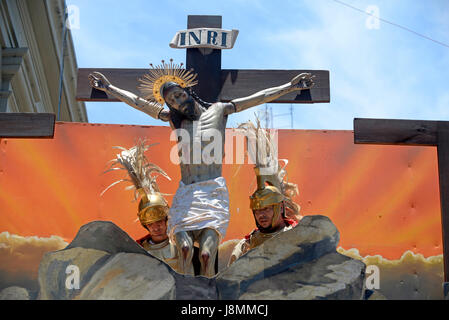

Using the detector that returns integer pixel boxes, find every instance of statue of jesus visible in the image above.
[88,60,314,277]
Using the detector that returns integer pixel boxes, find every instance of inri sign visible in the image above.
[170,28,239,50]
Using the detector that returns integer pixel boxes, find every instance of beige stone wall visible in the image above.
[0,0,87,122]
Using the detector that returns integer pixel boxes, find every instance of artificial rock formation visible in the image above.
[33,217,367,300]
[217,215,366,299]
[37,221,216,300]
[76,252,176,300]
[38,247,110,300]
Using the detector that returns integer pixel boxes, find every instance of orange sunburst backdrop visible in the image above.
[0,122,442,260]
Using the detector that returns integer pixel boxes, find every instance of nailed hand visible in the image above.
[290,73,315,90]
[88,72,111,92]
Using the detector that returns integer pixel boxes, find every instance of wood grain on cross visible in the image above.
[0,113,55,138]
[354,118,449,284]
[75,15,330,105]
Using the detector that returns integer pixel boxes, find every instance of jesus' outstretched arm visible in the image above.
[226,72,315,114]
[88,72,171,122]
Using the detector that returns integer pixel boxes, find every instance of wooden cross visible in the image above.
[74,14,329,277]
[75,15,330,105]
[354,118,449,295]
[0,113,55,138]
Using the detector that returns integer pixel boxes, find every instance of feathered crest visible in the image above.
[138,59,198,105]
[278,159,301,221]
[101,139,171,201]
[237,116,278,170]
[238,117,302,221]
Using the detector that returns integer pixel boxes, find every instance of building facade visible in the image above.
[0,0,87,122]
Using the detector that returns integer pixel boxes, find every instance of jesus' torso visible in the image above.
[177,102,231,185]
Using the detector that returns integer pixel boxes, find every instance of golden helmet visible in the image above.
[137,189,169,226]
[102,139,171,229]
[249,167,285,228]
[237,118,301,226]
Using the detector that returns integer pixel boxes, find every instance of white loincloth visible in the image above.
[167,176,230,242]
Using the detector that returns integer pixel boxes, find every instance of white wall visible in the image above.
[0,0,87,122]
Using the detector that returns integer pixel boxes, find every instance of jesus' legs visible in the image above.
[198,228,219,278]
[174,231,195,276]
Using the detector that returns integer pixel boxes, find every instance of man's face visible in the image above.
[253,206,275,229]
[145,219,168,243]
[164,86,198,120]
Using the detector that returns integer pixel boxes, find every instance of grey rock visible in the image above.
[77,252,175,300]
[69,221,219,299]
[217,215,342,299]
[34,221,214,300]
[172,273,217,300]
[239,252,365,300]
[35,217,366,300]
[64,220,149,255]
[38,247,111,300]
[0,286,30,300]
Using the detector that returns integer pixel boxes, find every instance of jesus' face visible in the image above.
[163,86,199,121]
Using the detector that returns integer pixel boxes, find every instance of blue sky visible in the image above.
[67,0,449,129]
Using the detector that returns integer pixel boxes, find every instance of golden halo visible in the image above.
[138,59,198,105]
